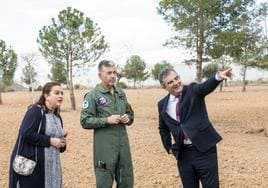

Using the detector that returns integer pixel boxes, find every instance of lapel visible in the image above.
[179,86,187,122]
[180,85,195,122]
[160,94,170,116]
[160,94,180,125]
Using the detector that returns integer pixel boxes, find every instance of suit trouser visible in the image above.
[177,145,219,188]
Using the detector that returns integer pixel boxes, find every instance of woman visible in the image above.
[9,82,67,188]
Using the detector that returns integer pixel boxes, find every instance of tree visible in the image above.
[48,62,67,84]
[259,2,268,43]
[158,0,254,82]
[259,55,268,70]
[21,53,39,104]
[37,7,109,110]
[222,5,265,92]
[124,55,149,88]
[202,63,219,79]
[116,64,125,84]
[0,39,17,104]
[258,2,268,69]
[151,60,173,80]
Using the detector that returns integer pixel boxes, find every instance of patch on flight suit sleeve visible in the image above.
[82,100,89,109]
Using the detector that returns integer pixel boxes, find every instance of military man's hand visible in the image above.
[108,115,121,124]
[120,114,130,124]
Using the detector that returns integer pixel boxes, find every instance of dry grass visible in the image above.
[1,85,268,187]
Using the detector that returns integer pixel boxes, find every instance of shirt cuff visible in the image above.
[215,72,223,81]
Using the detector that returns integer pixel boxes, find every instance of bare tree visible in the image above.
[21,53,39,104]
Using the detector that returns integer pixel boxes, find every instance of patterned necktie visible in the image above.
[175,96,181,122]
[176,95,190,141]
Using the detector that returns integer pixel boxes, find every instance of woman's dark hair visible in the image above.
[35,82,61,113]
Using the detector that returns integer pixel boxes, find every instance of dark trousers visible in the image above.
[177,145,219,188]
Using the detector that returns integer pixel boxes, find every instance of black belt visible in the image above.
[183,144,193,148]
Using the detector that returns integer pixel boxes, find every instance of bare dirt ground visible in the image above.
[1,85,268,188]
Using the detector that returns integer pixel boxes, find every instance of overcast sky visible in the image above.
[0,0,267,86]
[0,0,184,62]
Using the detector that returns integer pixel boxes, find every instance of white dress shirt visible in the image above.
[166,94,178,121]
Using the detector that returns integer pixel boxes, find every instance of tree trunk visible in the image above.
[30,74,35,104]
[195,2,204,83]
[241,65,247,92]
[0,91,2,105]
[133,79,136,89]
[69,83,76,110]
[219,82,223,92]
[196,53,202,83]
[69,59,76,111]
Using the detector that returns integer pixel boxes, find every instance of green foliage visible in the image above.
[259,55,268,70]
[151,60,173,80]
[74,83,80,89]
[48,62,67,84]
[0,39,17,90]
[36,85,42,91]
[116,81,128,89]
[124,55,149,88]
[37,7,109,67]
[202,63,219,79]
[259,2,268,41]
[37,7,109,110]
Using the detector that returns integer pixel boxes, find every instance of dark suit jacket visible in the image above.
[158,76,222,159]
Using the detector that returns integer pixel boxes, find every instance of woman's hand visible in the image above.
[50,137,66,149]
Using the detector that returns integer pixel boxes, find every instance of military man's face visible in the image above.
[163,71,183,96]
[99,66,117,88]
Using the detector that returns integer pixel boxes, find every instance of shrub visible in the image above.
[117,82,128,89]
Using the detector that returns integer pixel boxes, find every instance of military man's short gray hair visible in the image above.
[158,68,176,87]
[98,60,115,72]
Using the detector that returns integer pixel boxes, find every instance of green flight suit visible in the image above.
[80,84,134,188]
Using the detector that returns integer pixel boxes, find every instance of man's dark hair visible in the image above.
[158,68,176,87]
[98,60,115,72]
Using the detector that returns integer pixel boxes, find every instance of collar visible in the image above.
[169,94,177,102]
[97,83,120,94]
[169,93,182,101]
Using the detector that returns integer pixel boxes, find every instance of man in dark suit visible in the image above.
[157,68,233,188]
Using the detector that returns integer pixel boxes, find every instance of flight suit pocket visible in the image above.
[95,167,113,187]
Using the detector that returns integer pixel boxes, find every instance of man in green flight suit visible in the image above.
[80,60,134,188]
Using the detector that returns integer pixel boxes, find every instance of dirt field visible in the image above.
[1,85,268,188]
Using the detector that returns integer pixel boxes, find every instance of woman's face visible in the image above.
[45,85,63,110]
